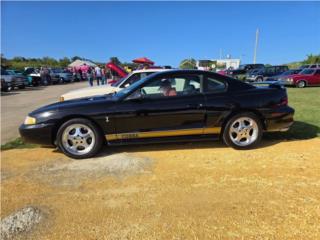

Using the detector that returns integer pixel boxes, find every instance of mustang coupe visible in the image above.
[20,70,294,159]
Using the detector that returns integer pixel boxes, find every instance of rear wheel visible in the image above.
[223,112,262,149]
[297,80,306,88]
[56,118,103,159]
[256,77,263,82]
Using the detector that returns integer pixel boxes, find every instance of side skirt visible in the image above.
[106,134,220,146]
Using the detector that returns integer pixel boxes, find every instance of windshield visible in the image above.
[248,69,261,75]
[280,70,293,76]
[300,69,315,75]
[112,76,129,87]
[7,70,15,75]
[114,74,154,99]
[238,65,246,70]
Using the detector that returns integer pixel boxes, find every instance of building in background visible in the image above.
[196,58,241,71]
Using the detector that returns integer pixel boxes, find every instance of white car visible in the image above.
[59,69,168,101]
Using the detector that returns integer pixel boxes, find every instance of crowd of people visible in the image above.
[72,63,111,86]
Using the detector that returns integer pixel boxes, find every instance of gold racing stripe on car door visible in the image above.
[105,127,221,141]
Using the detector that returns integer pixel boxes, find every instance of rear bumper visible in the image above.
[265,106,295,132]
[19,123,55,146]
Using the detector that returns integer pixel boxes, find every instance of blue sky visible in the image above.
[1,1,320,67]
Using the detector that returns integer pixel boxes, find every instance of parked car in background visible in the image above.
[24,67,42,86]
[281,68,320,88]
[299,64,320,69]
[50,68,73,84]
[266,69,302,81]
[20,69,294,159]
[7,69,29,86]
[1,68,28,91]
[227,64,264,80]
[246,65,289,82]
[59,68,168,101]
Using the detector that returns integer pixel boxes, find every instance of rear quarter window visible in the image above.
[205,76,227,93]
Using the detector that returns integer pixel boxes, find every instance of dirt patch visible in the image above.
[32,153,153,186]
[47,153,152,176]
[1,139,320,239]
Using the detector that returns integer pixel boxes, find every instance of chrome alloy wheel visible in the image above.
[61,124,95,156]
[229,117,259,147]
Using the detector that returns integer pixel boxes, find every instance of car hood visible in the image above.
[291,74,312,79]
[30,94,116,115]
[61,85,121,101]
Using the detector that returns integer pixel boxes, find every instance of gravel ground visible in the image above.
[1,138,320,239]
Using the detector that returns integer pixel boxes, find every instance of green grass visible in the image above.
[265,87,320,140]
[1,137,38,151]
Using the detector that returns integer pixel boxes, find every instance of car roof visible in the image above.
[131,68,169,74]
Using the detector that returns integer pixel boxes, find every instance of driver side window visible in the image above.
[126,74,201,100]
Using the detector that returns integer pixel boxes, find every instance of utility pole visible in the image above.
[253,28,259,64]
[219,49,222,60]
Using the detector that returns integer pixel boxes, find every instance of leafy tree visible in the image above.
[110,57,121,65]
[179,58,197,69]
[71,56,82,62]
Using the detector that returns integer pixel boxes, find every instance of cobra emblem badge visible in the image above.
[105,116,109,123]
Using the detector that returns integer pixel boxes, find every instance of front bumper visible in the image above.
[19,123,55,146]
[246,76,257,81]
[265,106,295,132]
[278,79,295,86]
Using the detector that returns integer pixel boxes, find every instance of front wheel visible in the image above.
[256,77,263,82]
[296,80,306,88]
[223,113,263,149]
[56,118,103,159]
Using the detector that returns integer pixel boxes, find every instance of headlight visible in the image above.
[24,116,36,125]
[59,96,64,102]
[287,78,293,82]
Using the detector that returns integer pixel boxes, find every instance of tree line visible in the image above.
[1,53,319,71]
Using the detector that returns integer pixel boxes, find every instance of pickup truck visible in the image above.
[246,65,289,82]
[1,68,28,91]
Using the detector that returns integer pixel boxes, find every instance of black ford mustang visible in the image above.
[20,70,294,159]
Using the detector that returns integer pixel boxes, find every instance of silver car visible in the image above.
[1,69,28,91]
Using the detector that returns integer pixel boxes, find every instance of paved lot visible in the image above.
[1,138,320,239]
[1,82,88,144]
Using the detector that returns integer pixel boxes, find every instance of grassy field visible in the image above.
[1,87,319,150]
[268,87,320,139]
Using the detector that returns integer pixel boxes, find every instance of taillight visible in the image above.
[273,97,288,108]
[280,97,288,106]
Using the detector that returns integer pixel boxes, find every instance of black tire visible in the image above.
[18,84,26,89]
[256,77,263,82]
[222,112,263,150]
[296,80,306,88]
[60,78,65,84]
[56,118,103,159]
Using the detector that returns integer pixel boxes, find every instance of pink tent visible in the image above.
[80,64,90,73]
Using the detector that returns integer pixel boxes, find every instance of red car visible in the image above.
[281,68,320,88]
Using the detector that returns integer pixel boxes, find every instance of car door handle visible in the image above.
[187,103,203,109]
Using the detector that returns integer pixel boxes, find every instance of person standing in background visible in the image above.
[101,66,106,85]
[87,67,93,86]
[94,65,102,86]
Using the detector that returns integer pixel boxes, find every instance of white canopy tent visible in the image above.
[68,59,97,68]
